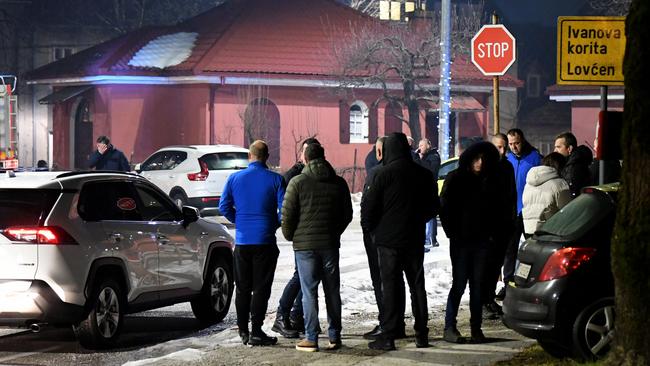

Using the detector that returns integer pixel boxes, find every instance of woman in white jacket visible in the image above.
[522,152,573,237]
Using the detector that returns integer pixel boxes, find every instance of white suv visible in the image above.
[0,171,234,349]
[135,145,249,209]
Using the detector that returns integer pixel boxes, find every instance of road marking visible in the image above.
[0,345,60,363]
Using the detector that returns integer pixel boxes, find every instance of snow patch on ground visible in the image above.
[122,348,204,366]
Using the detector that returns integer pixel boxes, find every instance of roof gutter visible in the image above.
[27,74,518,93]
[549,93,625,102]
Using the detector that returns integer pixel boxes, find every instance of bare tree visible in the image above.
[589,0,631,16]
[347,0,379,17]
[332,3,484,143]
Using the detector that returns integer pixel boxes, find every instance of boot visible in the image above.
[290,315,305,333]
[368,337,396,351]
[443,326,464,343]
[471,328,487,343]
[272,314,299,338]
[363,325,382,340]
[248,330,278,346]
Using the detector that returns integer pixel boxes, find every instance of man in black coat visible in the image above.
[88,135,130,171]
[415,138,441,249]
[361,132,438,351]
[554,132,593,197]
[440,141,502,344]
[361,137,407,341]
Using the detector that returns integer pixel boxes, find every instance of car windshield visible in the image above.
[200,152,249,170]
[537,192,615,239]
[0,189,60,229]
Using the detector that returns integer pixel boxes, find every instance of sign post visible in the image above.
[471,21,516,135]
[556,16,625,184]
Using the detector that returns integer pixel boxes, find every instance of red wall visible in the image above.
[571,100,623,149]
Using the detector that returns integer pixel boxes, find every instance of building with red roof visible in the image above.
[28,0,521,189]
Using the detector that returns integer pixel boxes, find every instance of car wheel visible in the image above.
[191,256,233,325]
[537,340,572,359]
[171,191,187,208]
[73,278,125,349]
[572,298,615,360]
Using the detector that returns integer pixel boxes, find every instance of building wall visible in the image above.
[571,100,624,150]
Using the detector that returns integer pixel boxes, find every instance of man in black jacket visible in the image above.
[554,132,593,197]
[88,136,130,171]
[361,132,438,351]
[415,138,441,250]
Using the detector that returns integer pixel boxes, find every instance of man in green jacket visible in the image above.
[281,143,353,352]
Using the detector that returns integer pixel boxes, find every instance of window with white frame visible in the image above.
[349,101,368,143]
[527,73,541,98]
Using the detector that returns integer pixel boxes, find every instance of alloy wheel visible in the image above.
[210,267,230,312]
[95,287,120,338]
[582,304,615,356]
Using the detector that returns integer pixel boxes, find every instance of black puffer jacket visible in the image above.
[439,141,502,243]
[281,158,352,251]
[562,145,593,197]
[360,132,438,248]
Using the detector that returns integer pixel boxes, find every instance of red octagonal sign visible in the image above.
[471,24,516,76]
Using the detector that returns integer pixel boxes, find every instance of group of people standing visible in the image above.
[215,127,602,353]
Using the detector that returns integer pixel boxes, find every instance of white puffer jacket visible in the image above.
[522,166,572,235]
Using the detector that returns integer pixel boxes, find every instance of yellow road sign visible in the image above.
[557,16,626,85]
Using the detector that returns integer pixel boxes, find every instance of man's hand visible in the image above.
[97,143,108,154]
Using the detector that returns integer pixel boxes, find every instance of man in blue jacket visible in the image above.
[500,129,541,299]
[219,140,286,346]
[88,135,130,171]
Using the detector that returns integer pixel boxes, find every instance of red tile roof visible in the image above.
[28,0,521,88]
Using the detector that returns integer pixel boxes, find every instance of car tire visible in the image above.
[171,191,188,208]
[571,297,615,360]
[191,255,233,325]
[73,278,125,349]
[537,340,572,359]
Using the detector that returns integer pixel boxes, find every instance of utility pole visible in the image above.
[438,0,451,160]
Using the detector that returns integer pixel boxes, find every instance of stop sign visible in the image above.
[471,24,516,76]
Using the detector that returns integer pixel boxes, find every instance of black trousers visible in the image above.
[234,244,279,333]
[481,233,510,304]
[377,245,427,339]
[503,215,524,283]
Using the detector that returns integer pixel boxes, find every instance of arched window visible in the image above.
[349,101,368,143]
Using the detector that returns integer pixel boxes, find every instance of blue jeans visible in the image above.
[425,217,437,246]
[295,249,341,343]
[444,241,489,330]
[277,258,303,319]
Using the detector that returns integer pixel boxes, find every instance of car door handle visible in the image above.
[109,233,123,242]
[157,234,170,245]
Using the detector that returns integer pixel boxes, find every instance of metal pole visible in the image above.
[439,0,451,160]
[599,86,607,185]
[492,13,500,135]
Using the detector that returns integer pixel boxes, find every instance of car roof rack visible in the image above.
[56,170,141,179]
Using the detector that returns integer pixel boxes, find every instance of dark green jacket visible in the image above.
[281,158,353,251]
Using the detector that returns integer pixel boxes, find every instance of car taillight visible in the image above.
[187,160,209,181]
[538,247,596,281]
[2,226,79,245]
[201,197,219,203]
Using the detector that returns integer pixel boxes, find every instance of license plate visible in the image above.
[515,263,531,279]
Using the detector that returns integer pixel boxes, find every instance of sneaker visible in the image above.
[443,327,464,343]
[239,330,250,345]
[295,339,319,352]
[495,287,506,301]
[272,315,299,338]
[471,328,487,343]
[325,339,342,350]
[248,331,278,346]
[368,337,396,351]
[363,325,382,340]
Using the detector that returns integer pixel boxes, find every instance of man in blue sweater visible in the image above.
[219,140,286,346]
[500,129,542,299]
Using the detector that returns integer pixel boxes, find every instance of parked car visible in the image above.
[502,183,619,360]
[135,145,249,209]
[437,157,459,194]
[0,171,234,349]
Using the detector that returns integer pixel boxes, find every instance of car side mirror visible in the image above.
[182,206,199,227]
[200,207,220,217]
[134,163,142,173]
